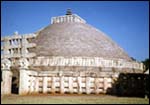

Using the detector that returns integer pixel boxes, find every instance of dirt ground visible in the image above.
[1,94,149,104]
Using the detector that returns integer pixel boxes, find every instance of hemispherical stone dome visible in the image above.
[32,21,131,61]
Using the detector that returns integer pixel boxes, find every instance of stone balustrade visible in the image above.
[19,69,117,94]
[29,56,144,71]
[51,14,86,24]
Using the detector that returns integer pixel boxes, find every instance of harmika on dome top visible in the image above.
[32,10,132,61]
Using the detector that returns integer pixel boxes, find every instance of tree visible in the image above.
[130,57,136,61]
[142,58,149,72]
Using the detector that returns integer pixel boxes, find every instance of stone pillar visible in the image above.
[60,76,64,94]
[3,37,10,58]
[51,76,56,93]
[104,77,108,93]
[86,77,91,94]
[19,58,29,95]
[77,76,82,94]
[1,59,12,95]
[29,76,33,93]
[1,70,12,95]
[35,77,39,93]
[17,48,20,54]
[11,49,13,55]
[95,78,99,94]
[21,36,27,57]
[19,69,29,95]
[70,16,73,22]
[43,77,48,93]
[69,77,73,93]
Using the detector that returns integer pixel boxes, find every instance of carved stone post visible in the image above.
[43,77,48,93]
[3,37,10,58]
[1,59,12,95]
[77,76,82,94]
[19,58,29,95]
[86,77,91,94]
[104,77,108,93]
[69,77,73,93]
[21,35,27,57]
[35,77,39,93]
[51,76,56,93]
[60,76,64,94]
[95,77,99,94]
[29,76,34,94]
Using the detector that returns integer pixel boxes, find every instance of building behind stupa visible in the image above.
[1,9,144,95]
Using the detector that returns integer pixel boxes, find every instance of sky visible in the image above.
[1,1,149,61]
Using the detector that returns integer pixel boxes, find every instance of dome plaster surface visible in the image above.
[32,22,131,61]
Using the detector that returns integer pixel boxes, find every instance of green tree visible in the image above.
[130,57,136,61]
[142,58,149,72]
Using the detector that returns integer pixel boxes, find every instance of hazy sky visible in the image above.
[1,1,149,61]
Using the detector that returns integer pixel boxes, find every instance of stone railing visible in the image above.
[51,14,86,24]
[19,69,116,94]
[28,56,144,70]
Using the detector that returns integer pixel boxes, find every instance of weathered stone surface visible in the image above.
[19,69,30,95]
[18,58,29,69]
[1,70,12,95]
[1,59,11,70]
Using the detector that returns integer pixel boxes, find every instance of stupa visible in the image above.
[1,9,143,95]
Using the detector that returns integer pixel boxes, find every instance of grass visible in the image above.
[1,94,149,104]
